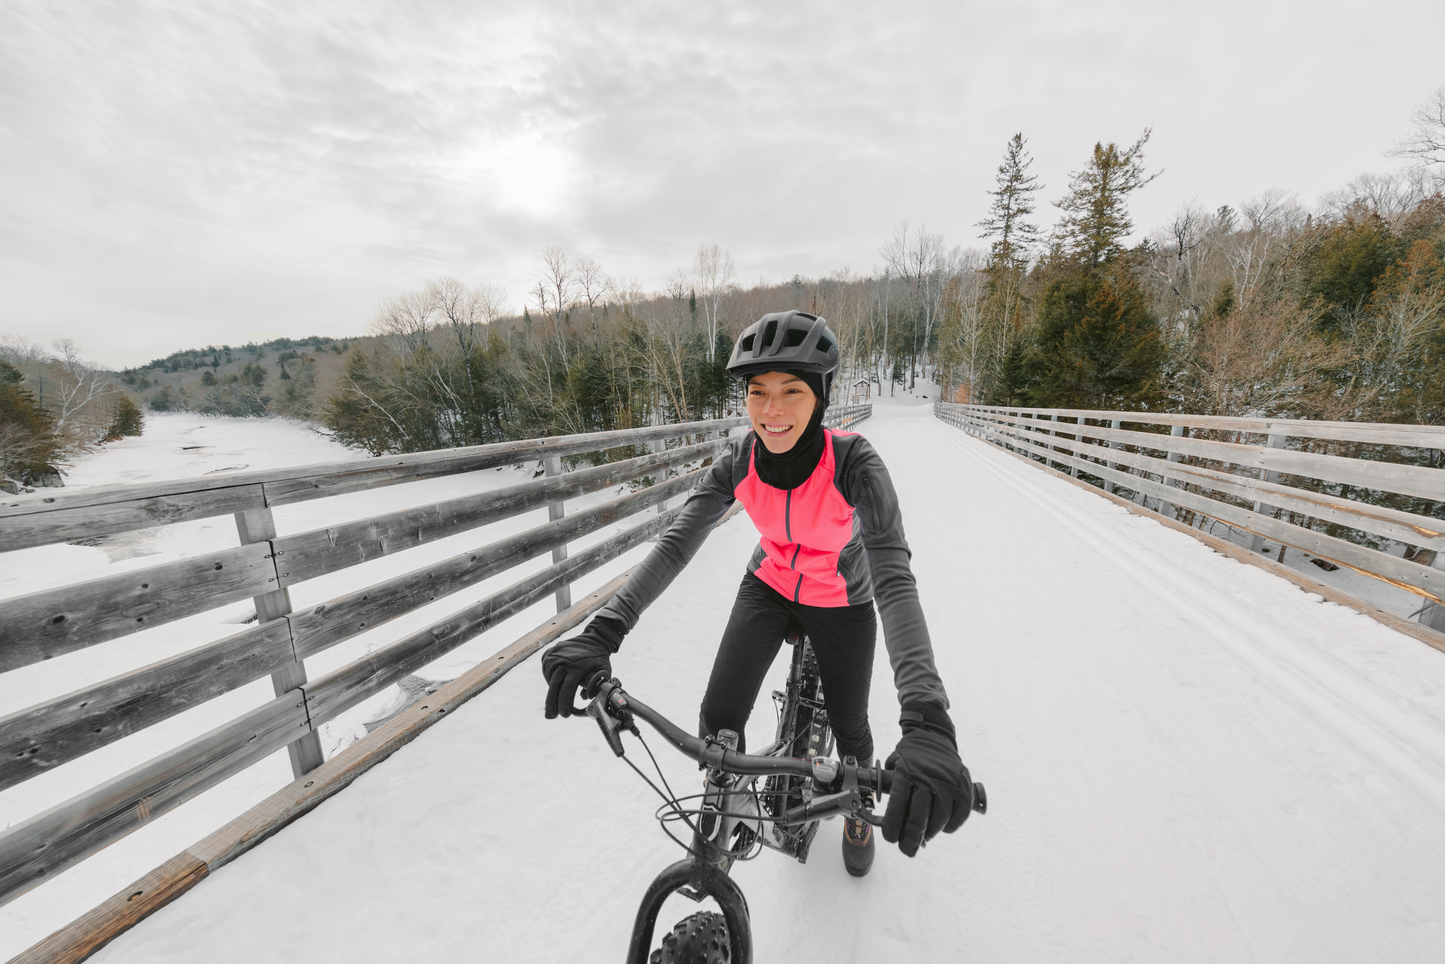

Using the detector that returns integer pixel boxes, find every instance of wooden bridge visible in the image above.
[3,398,1444,962]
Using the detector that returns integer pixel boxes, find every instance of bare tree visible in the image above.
[537,246,578,371]
[880,220,947,386]
[693,243,736,360]
[1390,85,1445,187]
[48,339,118,440]
[1319,170,1434,222]
[576,257,610,347]
[368,288,437,353]
[1178,294,1339,418]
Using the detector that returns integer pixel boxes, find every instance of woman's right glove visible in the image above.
[540,617,624,719]
[882,703,976,857]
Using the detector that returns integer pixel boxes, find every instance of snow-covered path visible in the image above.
[76,400,1445,961]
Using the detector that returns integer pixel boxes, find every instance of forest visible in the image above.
[321,87,1445,455]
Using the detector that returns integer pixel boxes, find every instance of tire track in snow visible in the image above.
[928,417,1445,816]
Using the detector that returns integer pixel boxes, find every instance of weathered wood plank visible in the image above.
[233,506,323,779]
[0,486,267,555]
[271,438,718,587]
[8,853,209,964]
[288,467,701,659]
[302,506,679,726]
[260,416,747,507]
[0,621,295,793]
[9,575,634,964]
[0,692,309,907]
[970,417,1445,601]
[945,403,1445,449]
[0,544,278,674]
[0,417,747,527]
[970,408,1445,502]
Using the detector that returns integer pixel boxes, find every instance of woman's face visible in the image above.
[746,371,817,454]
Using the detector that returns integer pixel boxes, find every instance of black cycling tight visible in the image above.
[699,571,876,763]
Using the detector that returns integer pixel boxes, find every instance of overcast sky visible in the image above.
[2,1,1442,369]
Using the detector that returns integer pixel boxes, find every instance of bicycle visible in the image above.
[579,630,988,963]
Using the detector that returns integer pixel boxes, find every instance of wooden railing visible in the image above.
[936,403,1445,631]
[0,404,872,920]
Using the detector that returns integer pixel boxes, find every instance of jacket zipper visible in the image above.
[786,491,801,600]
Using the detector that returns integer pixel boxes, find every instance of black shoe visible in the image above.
[842,815,875,877]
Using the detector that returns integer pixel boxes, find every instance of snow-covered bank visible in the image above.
[49,396,1445,963]
[0,414,668,957]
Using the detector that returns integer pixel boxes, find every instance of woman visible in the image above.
[542,310,973,877]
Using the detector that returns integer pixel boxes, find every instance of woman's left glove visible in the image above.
[541,617,624,719]
[882,703,976,857]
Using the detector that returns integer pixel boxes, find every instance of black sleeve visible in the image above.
[589,436,744,638]
[839,438,951,712]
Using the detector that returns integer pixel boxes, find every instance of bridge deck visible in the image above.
[81,398,1445,962]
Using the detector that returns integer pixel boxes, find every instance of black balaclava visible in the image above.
[752,369,831,490]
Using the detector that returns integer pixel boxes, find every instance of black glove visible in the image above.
[882,703,974,857]
[541,617,624,719]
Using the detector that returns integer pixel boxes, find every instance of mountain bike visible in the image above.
[580,631,987,963]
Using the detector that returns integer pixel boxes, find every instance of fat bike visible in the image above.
[579,631,987,963]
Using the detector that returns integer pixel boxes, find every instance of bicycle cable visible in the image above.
[620,729,766,864]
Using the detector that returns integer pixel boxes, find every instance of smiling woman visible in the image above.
[541,309,978,881]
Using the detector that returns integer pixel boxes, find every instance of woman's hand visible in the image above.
[541,619,623,718]
[882,704,976,856]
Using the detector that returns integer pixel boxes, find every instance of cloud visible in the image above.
[2,0,1443,366]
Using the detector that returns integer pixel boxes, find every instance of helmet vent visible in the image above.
[740,334,755,352]
[784,328,807,348]
[760,320,778,350]
[816,335,833,354]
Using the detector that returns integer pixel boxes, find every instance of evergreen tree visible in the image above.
[0,360,63,489]
[1025,261,1164,408]
[1054,128,1158,269]
[100,396,145,442]
[977,133,1043,273]
[975,134,1044,404]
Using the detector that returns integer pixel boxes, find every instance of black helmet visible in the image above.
[726,310,840,381]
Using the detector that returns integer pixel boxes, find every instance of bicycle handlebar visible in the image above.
[586,678,892,806]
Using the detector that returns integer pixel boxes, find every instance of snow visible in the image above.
[7,401,1445,961]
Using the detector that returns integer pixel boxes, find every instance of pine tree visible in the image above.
[100,396,145,442]
[976,134,1044,403]
[1054,128,1158,270]
[0,360,63,489]
[977,133,1043,273]
[1025,261,1164,408]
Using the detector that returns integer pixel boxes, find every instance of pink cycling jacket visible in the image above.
[593,428,949,710]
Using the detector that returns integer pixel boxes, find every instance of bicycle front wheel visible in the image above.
[650,911,731,964]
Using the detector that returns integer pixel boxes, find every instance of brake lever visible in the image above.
[584,678,635,757]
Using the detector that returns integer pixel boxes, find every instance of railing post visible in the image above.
[1072,416,1084,477]
[1423,554,1445,632]
[1103,418,1122,493]
[542,454,572,611]
[1248,433,1287,553]
[234,506,324,778]
[1047,413,1059,469]
[1157,423,1185,520]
